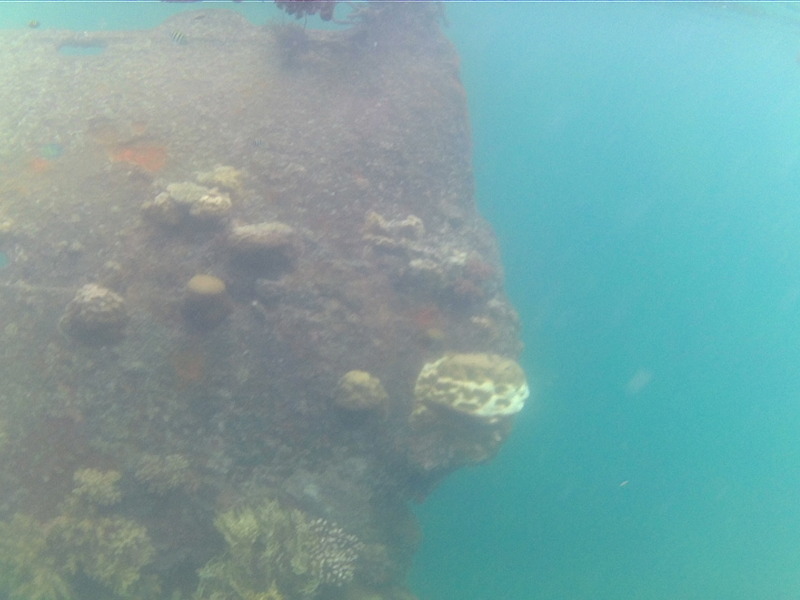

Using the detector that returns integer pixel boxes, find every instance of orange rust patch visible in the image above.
[28,156,53,174]
[130,121,149,136]
[170,348,206,387]
[110,143,167,172]
[409,305,443,331]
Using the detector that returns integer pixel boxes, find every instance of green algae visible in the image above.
[133,453,193,495]
[71,467,123,506]
[0,468,155,600]
[0,513,72,600]
[196,499,314,600]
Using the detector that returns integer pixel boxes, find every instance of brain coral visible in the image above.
[413,353,529,424]
[183,274,230,330]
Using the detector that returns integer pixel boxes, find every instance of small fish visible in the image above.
[169,30,188,45]
[28,19,40,29]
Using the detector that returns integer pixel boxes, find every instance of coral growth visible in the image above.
[362,212,425,254]
[71,468,122,506]
[189,192,233,223]
[197,497,364,600]
[183,274,231,330]
[140,190,182,226]
[227,222,299,277]
[141,180,232,228]
[49,513,154,596]
[0,513,72,600]
[133,453,193,495]
[0,468,155,600]
[195,165,245,195]
[274,0,337,22]
[412,353,529,424]
[305,517,364,586]
[59,284,129,346]
[0,10,525,600]
[406,353,529,472]
[362,211,499,307]
[335,370,389,414]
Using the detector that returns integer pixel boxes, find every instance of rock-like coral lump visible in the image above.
[59,283,129,345]
[335,370,389,414]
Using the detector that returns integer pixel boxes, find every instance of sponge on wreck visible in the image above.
[413,352,529,424]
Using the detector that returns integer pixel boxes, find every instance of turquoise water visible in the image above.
[4,2,800,598]
[0,1,285,30]
[414,3,800,599]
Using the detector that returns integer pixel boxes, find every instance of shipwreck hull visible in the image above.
[0,7,525,600]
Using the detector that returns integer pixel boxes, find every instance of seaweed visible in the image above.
[0,469,155,600]
[196,498,364,600]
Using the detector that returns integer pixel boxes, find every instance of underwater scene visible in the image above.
[1,1,800,600]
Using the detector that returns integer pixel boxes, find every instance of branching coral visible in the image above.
[197,498,364,600]
[133,453,193,495]
[0,514,71,600]
[0,468,155,600]
[274,0,337,22]
[305,517,364,586]
[50,514,154,596]
[71,468,122,506]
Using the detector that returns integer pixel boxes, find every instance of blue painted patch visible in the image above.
[0,253,8,269]
[40,143,64,159]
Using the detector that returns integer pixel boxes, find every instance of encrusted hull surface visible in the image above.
[0,7,525,600]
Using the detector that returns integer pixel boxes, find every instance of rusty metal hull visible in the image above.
[0,7,524,599]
